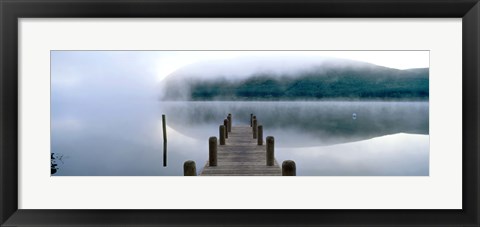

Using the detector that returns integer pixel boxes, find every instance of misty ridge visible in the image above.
[159,56,429,101]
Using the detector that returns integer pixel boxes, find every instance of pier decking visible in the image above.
[200,125,282,176]
[182,114,295,176]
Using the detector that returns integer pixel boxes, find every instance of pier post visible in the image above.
[253,119,258,139]
[227,114,232,132]
[219,125,226,145]
[282,160,296,176]
[183,160,197,176]
[209,137,217,166]
[257,125,263,145]
[162,114,167,167]
[162,114,167,142]
[266,136,274,166]
[250,113,253,127]
[223,119,229,138]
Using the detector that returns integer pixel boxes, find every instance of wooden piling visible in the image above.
[252,116,257,135]
[224,119,229,138]
[209,137,217,166]
[162,114,167,167]
[266,136,274,166]
[162,114,167,142]
[282,160,296,176]
[250,113,253,127]
[257,125,263,145]
[252,119,258,139]
[227,114,232,132]
[219,125,226,145]
[183,160,197,176]
[163,143,167,167]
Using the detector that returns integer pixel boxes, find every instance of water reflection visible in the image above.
[162,101,429,146]
[52,101,429,176]
[277,133,429,176]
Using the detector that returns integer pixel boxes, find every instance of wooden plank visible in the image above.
[202,168,281,172]
[203,167,279,170]
[202,170,282,174]
[207,162,274,166]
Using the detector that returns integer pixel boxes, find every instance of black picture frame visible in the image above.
[1,0,479,226]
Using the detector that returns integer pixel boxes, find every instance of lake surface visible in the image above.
[51,101,429,176]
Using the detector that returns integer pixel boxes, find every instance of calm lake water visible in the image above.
[51,101,429,176]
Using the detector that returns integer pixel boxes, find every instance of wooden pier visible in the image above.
[201,125,282,176]
[183,114,296,176]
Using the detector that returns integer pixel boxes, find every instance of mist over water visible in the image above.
[163,101,428,147]
[52,100,429,176]
[51,51,429,176]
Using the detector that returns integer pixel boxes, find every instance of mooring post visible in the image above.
[219,125,226,145]
[162,114,167,142]
[223,119,229,138]
[227,114,232,132]
[209,137,217,166]
[282,160,296,176]
[162,114,167,167]
[163,143,167,167]
[183,160,197,176]
[266,136,274,166]
[253,119,258,139]
[250,113,253,127]
[257,125,263,145]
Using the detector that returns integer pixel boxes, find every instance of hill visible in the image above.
[159,57,429,101]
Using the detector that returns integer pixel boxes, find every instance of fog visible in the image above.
[51,51,429,176]
[52,100,429,176]
[51,51,161,103]
[161,101,428,146]
[164,55,397,82]
[51,50,428,102]
[164,56,342,82]
[158,56,423,101]
[51,51,166,175]
[156,53,429,101]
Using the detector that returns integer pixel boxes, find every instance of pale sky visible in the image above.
[51,51,430,93]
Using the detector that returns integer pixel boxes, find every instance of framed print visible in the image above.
[1,0,479,226]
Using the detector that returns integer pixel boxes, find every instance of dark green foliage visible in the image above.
[164,65,429,101]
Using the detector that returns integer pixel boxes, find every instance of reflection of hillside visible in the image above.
[277,133,429,176]
[160,101,429,147]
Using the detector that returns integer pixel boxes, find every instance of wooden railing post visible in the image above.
[257,125,263,145]
[183,160,197,176]
[253,119,258,139]
[227,114,232,132]
[250,113,253,127]
[223,119,229,138]
[266,136,274,166]
[209,137,217,166]
[282,160,296,176]
[219,125,226,145]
